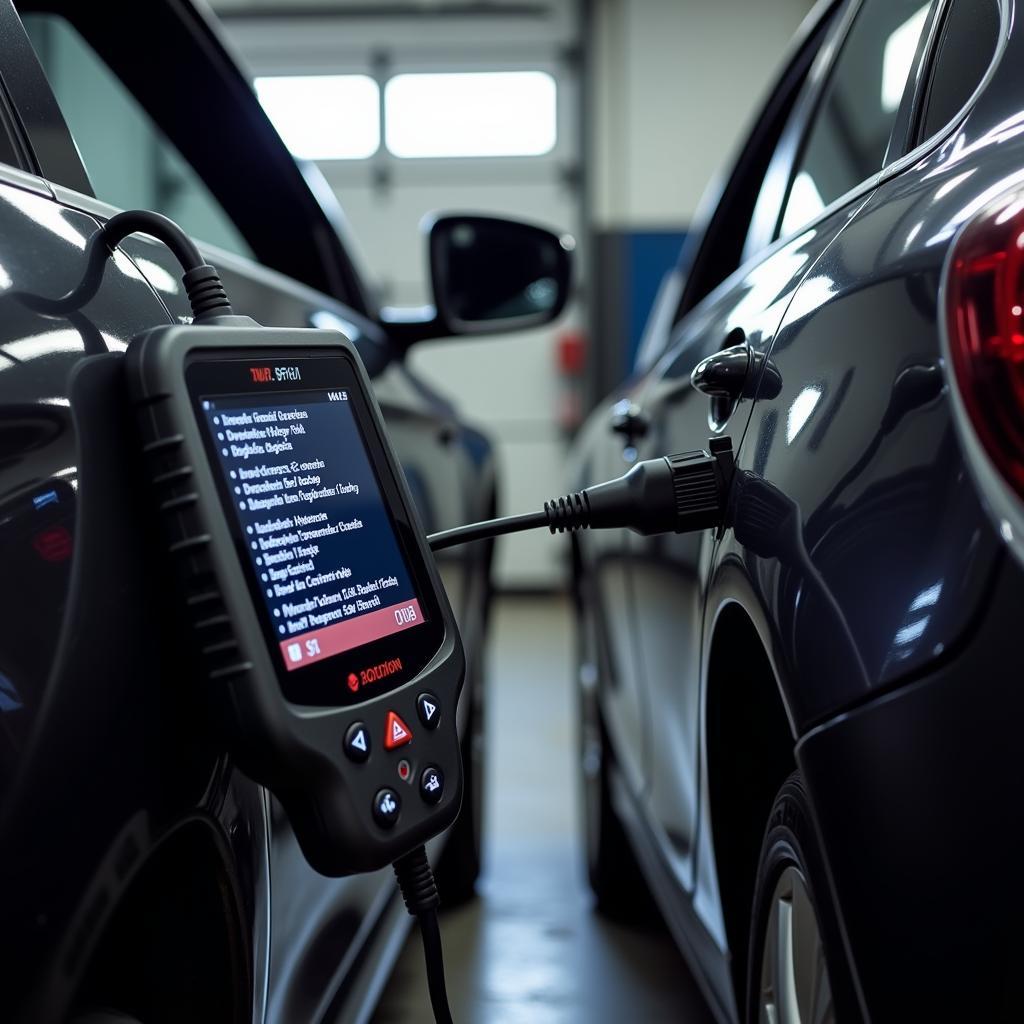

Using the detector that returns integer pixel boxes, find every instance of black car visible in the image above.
[572,0,1024,1020]
[0,1,570,1021]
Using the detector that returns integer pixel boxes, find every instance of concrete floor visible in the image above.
[373,595,713,1024]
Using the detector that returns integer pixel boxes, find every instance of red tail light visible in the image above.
[946,192,1024,499]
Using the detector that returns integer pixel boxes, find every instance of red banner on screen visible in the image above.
[279,598,424,671]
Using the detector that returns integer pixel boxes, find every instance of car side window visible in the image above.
[915,0,1000,144]
[20,14,252,257]
[777,0,935,238]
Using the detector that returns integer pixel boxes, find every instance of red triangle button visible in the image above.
[383,710,413,750]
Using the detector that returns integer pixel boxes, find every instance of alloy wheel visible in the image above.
[758,866,835,1024]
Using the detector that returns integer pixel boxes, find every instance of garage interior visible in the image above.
[190,1,811,1019]
[4,0,905,1019]
[12,0,1005,1021]
[209,0,810,1019]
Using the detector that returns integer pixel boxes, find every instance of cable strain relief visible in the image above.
[183,264,233,321]
[393,845,440,916]
[544,491,591,534]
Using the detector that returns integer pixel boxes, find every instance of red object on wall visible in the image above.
[555,329,587,432]
[556,329,587,375]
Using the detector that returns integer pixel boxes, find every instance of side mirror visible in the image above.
[430,214,573,334]
[382,214,574,348]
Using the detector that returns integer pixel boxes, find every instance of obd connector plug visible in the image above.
[428,437,734,552]
[547,436,734,536]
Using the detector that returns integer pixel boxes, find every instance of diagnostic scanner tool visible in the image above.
[125,324,464,876]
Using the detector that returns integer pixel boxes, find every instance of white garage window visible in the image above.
[254,75,380,160]
[384,71,557,158]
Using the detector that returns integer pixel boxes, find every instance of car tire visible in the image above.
[579,667,654,920]
[746,772,859,1024]
[435,645,485,907]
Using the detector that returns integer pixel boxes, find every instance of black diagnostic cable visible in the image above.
[393,846,455,1024]
[428,436,735,552]
[19,208,233,326]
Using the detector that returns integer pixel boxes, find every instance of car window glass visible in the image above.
[778,0,934,238]
[20,14,252,257]
[917,0,1000,143]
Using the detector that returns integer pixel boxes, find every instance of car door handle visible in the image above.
[609,399,650,439]
[690,343,752,400]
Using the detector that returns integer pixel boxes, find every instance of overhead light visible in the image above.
[385,71,557,158]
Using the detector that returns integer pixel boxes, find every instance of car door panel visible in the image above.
[628,201,867,892]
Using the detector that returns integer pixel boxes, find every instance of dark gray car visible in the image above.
[572,0,1024,1020]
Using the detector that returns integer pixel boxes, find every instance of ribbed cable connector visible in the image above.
[393,845,440,916]
[544,491,591,533]
[667,448,727,526]
[578,435,734,537]
[426,437,735,552]
[183,264,234,321]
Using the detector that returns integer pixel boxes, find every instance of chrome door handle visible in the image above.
[609,399,650,440]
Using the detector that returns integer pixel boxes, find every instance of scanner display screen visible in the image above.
[188,352,441,706]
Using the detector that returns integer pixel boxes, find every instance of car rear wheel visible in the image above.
[747,772,856,1024]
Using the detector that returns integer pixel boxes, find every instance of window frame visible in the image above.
[749,0,945,256]
[880,0,949,167]
[747,0,1007,260]
[10,0,373,314]
[900,0,1005,154]
[660,0,988,368]
[871,0,1007,172]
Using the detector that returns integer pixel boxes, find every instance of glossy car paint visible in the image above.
[573,0,1022,1019]
[0,175,270,1022]
[0,4,497,1022]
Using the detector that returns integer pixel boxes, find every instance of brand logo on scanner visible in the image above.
[249,365,302,383]
[348,657,404,692]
